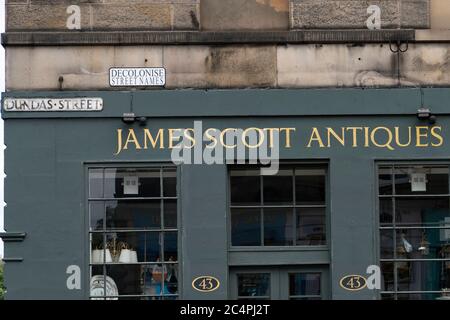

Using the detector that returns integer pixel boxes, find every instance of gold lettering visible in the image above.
[144,128,164,149]
[326,127,345,147]
[242,127,265,148]
[280,128,296,148]
[204,128,218,149]
[114,129,123,155]
[431,126,444,147]
[263,128,280,148]
[345,127,363,147]
[394,127,412,147]
[416,126,429,147]
[123,129,141,150]
[220,128,237,149]
[183,128,196,149]
[168,128,183,149]
[364,127,370,147]
[307,127,325,148]
[371,127,395,151]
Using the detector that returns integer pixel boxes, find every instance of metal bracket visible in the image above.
[2,257,24,262]
[0,232,27,242]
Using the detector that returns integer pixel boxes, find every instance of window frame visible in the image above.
[376,161,450,300]
[84,163,182,300]
[227,162,330,251]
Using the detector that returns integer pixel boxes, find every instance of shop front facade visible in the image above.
[2,88,450,300]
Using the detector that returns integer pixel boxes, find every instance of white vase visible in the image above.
[119,249,132,263]
[92,249,101,264]
[130,250,138,263]
[98,249,113,263]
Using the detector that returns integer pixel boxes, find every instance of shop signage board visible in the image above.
[109,67,166,87]
[2,97,103,112]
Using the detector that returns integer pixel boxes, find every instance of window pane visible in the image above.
[144,232,161,263]
[230,170,261,206]
[164,200,177,229]
[295,169,326,205]
[395,198,450,227]
[163,169,177,197]
[263,170,293,205]
[289,273,321,296]
[381,262,394,292]
[296,208,326,245]
[90,266,106,299]
[142,264,172,297]
[396,261,450,292]
[380,229,394,259]
[238,273,270,297]
[90,202,104,231]
[90,233,106,264]
[104,169,160,198]
[378,167,393,196]
[264,208,293,246]
[231,209,261,246]
[105,265,143,296]
[106,200,161,230]
[395,229,450,259]
[104,232,145,263]
[89,169,103,198]
[394,166,449,195]
[380,198,393,225]
[164,232,178,262]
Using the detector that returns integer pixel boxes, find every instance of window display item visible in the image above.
[118,243,138,263]
[418,231,430,256]
[92,248,113,264]
[401,233,413,253]
[90,275,119,300]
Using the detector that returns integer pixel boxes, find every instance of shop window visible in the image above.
[88,167,178,300]
[289,273,321,300]
[379,165,450,300]
[230,165,327,247]
[237,273,271,300]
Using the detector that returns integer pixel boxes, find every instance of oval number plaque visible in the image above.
[339,275,367,291]
[192,276,220,292]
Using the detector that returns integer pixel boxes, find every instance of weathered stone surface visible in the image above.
[163,45,277,87]
[201,0,289,30]
[290,0,430,29]
[92,4,171,30]
[277,44,399,87]
[401,0,430,28]
[6,44,450,90]
[430,0,450,29]
[6,1,199,31]
[173,3,200,30]
[401,44,450,85]
[6,46,163,90]
[6,4,91,30]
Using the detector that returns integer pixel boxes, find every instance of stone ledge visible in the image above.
[1,30,415,46]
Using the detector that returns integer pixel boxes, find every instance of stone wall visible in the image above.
[6,0,200,31]
[290,0,430,29]
[5,0,432,31]
[6,43,450,90]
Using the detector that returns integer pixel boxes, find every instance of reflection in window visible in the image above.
[89,167,178,300]
[289,273,321,300]
[379,164,450,300]
[230,165,327,247]
[237,273,270,300]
